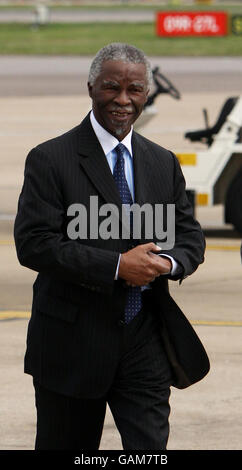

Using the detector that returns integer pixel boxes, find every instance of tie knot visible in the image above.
[115,143,127,158]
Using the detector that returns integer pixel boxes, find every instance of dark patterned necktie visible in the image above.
[113,143,142,323]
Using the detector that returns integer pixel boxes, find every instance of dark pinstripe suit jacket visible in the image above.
[14,114,209,398]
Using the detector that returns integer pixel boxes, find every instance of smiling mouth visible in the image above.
[110,111,132,119]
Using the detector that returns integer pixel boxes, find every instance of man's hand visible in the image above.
[118,243,172,287]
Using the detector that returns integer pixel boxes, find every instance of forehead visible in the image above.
[98,60,147,84]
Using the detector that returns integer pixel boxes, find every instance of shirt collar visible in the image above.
[90,110,133,157]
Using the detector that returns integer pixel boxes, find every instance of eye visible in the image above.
[102,81,119,91]
[129,85,144,93]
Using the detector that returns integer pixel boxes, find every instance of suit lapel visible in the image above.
[76,116,154,236]
[132,132,154,240]
[77,115,123,211]
[132,132,153,206]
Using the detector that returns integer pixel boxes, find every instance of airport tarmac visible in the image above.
[0,226,241,451]
[1,56,242,96]
[0,6,155,24]
[0,62,242,451]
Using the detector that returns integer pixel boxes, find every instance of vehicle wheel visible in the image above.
[225,168,242,235]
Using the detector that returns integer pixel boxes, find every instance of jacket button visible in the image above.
[118,319,125,326]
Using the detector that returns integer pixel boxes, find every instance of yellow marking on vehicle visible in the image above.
[196,193,209,205]
[176,153,197,165]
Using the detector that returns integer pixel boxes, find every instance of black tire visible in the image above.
[225,168,242,235]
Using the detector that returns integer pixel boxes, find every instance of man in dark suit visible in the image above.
[14,43,208,450]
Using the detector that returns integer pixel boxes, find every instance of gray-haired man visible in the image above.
[14,43,207,450]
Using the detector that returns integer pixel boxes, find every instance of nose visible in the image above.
[114,89,131,106]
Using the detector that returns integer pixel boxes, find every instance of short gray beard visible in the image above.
[115,126,125,135]
[110,123,128,138]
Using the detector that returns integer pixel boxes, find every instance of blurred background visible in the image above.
[0,0,242,452]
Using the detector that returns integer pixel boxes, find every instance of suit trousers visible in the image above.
[33,294,174,450]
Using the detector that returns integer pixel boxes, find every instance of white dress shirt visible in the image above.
[90,111,179,279]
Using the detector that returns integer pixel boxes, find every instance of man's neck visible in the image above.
[90,111,133,156]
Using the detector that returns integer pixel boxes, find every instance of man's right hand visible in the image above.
[118,243,172,287]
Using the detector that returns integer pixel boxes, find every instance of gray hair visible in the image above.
[88,43,152,89]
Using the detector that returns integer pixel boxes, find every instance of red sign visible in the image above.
[156,11,228,36]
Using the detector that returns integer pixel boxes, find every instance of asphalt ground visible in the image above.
[1,226,241,451]
[0,57,242,452]
[0,7,155,23]
[1,56,242,96]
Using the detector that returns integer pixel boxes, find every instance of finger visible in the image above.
[142,242,159,253]
[148,252,160,259]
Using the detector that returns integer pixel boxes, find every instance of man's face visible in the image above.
[88,60,149,141]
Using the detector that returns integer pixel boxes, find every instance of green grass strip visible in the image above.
[0,23,241,56]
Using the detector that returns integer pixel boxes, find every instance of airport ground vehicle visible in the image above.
[181,95,242,235]
[136,68,242,235]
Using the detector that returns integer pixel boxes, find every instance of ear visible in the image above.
[145,88,150,102]
[87,82,92,98]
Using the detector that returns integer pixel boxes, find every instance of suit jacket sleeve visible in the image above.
[161,152,205,280]
[14,147,119,295]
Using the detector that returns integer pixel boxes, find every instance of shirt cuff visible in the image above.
[115,253,179,279]
[158,254,178,276]
[115,254,121,280]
